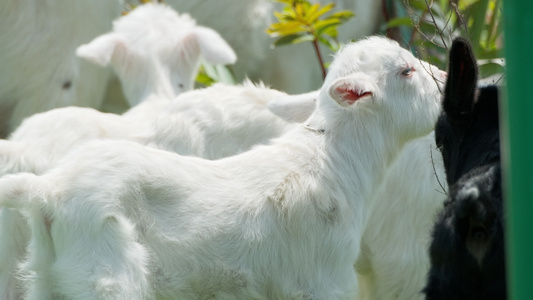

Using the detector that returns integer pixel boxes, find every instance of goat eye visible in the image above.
[177,83,184,89]
[401,67,414,76]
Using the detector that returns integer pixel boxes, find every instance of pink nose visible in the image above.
[440,71,448,79]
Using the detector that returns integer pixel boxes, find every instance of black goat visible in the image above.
[423,37,506,300]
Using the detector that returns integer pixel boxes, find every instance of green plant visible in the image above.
[266,0,355,79]
[385,0,504,79]
[195,63,236,88]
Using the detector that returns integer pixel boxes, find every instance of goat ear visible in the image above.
[267,90,318,122]
[444,38,479,120]
[76,33,127,67]
[329,77,373,108]
[187,27,237,65]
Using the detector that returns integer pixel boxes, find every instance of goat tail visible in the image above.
[0,172,40,210]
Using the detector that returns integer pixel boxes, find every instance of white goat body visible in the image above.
[0,82,289,177]
[355,133,447,300]
[0,81,294,299]
[140,82,292,159]
[0,36,442,299]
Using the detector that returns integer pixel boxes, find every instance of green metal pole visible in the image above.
[501,0,533,299]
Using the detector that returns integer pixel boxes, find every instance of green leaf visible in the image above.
[479,61,505,78]
[200,62,236,85]
[408,0,430,11]
[195,73,215,87]
[385,17,414,29]
[319,24,338,38]
[315,18,342,34]
[274,10,296,21]
[272,33,307,47]
[476,48,503,60]
[467,0,490,52]
[292,33,316,44]
[305,3,335,24]
[459,0,481,11]
[266,21,307,36]
[303,3,322,23]
[318,36,340,51]
[328,10,355,21]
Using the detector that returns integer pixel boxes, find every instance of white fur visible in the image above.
[0,2,237,176]
[268,65,449,300]
[0,81,293,300]
[0,36,442,299]
[354,133,447,300]
[0,1,237,137]
[140,81,293,159]
[0,1,121,297]
[76,2,236,107]
[0,81,296,299]
[0,0,124,137]
[267,90,319,123]
[0,4,237,298]
[0,81,292,299]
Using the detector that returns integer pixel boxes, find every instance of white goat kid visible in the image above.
[268,70,448,300]
[0,4,236,299]
[0,36,442,299]
[0,82,293,300]
[77,2,237,108]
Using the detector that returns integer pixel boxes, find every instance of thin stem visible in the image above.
[424,0,448,49]
[451,2,467,36]
[312,38,327,79]
[430,146,448,196]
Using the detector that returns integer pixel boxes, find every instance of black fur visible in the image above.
[423,37,506,300]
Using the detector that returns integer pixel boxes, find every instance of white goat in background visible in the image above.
[0,36,442,299]
[77,2,237,110]
[354,132,447,300]
[0,3,236,298]
[0,0,125,137]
